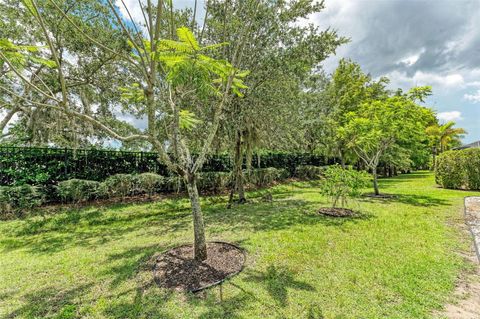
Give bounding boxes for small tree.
[340,90,431,195]
[319,165,369,208]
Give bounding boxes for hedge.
[435,148,480,190]
[0,146,332,187]
[0,185,45,219]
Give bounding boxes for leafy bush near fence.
[197,172,231,193]
[57,179,105,203]
[0,146,332,186]
[435,149,480,190]
[0,166,329,217]
[0,185,45,219]
[246,168,289,187]
[136,173,164,196]
[103,174,137,198]
[295,165,328,180]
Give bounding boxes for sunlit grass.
[0,172,478,318]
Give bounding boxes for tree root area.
[153,242,245,292]
[318,207,356,217]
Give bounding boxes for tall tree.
[205,0,346,204]
[1,0,252,261]
[321,59,389,167]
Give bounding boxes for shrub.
[295,165,327,180]
[0,185,45,219]
[197,172,231,193]
[436,149,480,190]
[463,149,480,190]
[102,174,136,198]
[135,173,164,196]
[320,165,370,208]
[57,179,104,203]
[162,176,185,193]
[246,167,289,187]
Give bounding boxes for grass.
[0,171,479,319]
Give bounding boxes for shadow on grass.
[243,265,315,307]
[0,202,191,254]
[5,284,93,319]
[101,243,165,288]
[359,193,450,207]
[205,199,374,235]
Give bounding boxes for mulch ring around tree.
[318,207,357,217]
[153,242,246,292]
[364,193,396,199]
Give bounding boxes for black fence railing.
[0,146,333,186]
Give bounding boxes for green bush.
[197,172,231,193]
[464,149,480,190]
[295,165,327,180]
[135,173,164,196]
[57,179,104,203]
[162,176,185,193]
[102,174,136,198]
[320,165,370,208]
[246,167,289,187]
[436,149,480,190]
[0,185,45,219]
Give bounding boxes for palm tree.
[426,121,466,168]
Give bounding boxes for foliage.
[135,173,164,197]
[426,121,466,153]
[102,174,136,199]
[319,165,370,208]
[295,165,327,180]
[340,92,432,194]
[435,149,480,190]
[0,146,329,188]
[246,167,289,187]
[197,172,231,193]
[0,184,44,219]
[57,179,105,203]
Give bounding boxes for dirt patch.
[153,242,245,292]
[318,207,356,217]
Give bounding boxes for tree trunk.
[339,150,346,169]
[185,174,208,261]
[432,146,437,171]
[372,167,380,195]
[233,130,246,204]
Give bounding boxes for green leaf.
[179,110,202,130]
[176,27,199,51]
[29,56,56,68]
[22,0,38,17]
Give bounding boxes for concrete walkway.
[441,197,480,319]
[465,197,480,263]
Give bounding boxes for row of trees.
[0,0,466,259]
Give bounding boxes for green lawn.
[0,172,479,319]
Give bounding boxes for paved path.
[441,197,480,319]
[465,197,480,263]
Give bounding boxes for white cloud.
[385,70,464,91]
[437,111,463,122]
[464,90,480,103]
[115,0,145,24]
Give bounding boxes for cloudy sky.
[310,0,480,143]
[119,0,480,143]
